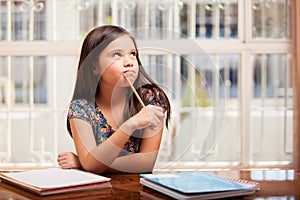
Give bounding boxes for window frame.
[293,0,300,171]
[0,0,297,170]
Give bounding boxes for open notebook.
[0,168,111,196]
[140,171,260,200]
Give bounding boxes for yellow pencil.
[124,73,145,108]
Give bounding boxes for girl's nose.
[124,56,133,67]
[125,62,133,67]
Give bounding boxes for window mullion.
[241,51,251,168]
[244,0,251,42]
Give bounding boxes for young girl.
[57,25,171,174]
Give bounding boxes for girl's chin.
[123,74,137,83]
[116,79,135,88]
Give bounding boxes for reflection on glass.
[251,170,295,181]
[254,196,295,200]
[252,0,290,39]
[251,170,264,181]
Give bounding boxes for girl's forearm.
[78,120,136,174]
[109,151,158,173]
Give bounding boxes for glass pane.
[34,57,47,104]
[0,0,7,40]
[155,53,241,168]
[0,56,8,107]
[56,111,76,153]
[12,56,30,105]
[252,0,291,39]
[10,112,30,162]
[250,54,293,165]
[11,0,46,41]
[8,112,53,163]
[79,1,101,36]
[31,112,54,163]
[54,56,78,109]
[219,54,240,100]
[115,0,138,29]
[180,0,238,38]
[180,54,215,107]
[0,55,78,165]
[252,54,293,106]
[250,109,293,165]
[50,0,79,41]
[11,56,46,106]
[0,113,9,162]
[34,1,46,40]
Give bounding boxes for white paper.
[0,168,110,189]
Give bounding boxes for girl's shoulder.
[70,99,93,107]
[68,99,96,118]
[67,99,99,133]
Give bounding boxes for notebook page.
[1,168,110,189]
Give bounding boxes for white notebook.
[0,168,111,195]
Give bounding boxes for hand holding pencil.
[122,73,164,130]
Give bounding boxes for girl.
[57,25,171,174]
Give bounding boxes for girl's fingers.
[58,152,67,157]
[152,106,165,116]
[61,163,70,169]
[57,153,67,162]
[57,155,66,162]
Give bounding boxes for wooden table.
[0,170,299,199]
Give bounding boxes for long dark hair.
[67,25,171,134]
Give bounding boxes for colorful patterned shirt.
[67,85,166,156]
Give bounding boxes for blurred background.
[0,0,294,170]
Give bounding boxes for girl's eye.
[113,52,121,57]
[130,51,137,57]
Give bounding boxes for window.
[0,0,294,169]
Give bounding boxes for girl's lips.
[123,70,135,76]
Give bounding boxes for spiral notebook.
[140,171,260,200]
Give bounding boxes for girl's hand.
[130,105,165,130]
[57,152,82,169]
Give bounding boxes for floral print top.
[67,85,166,156]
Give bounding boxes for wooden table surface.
[0,170,299,199]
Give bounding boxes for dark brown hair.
[67,25,171,134]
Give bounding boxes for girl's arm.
[70,118,132,174]
[108,122,164,173]
[71,105,164,174]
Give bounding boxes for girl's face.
[97,35,139,88]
